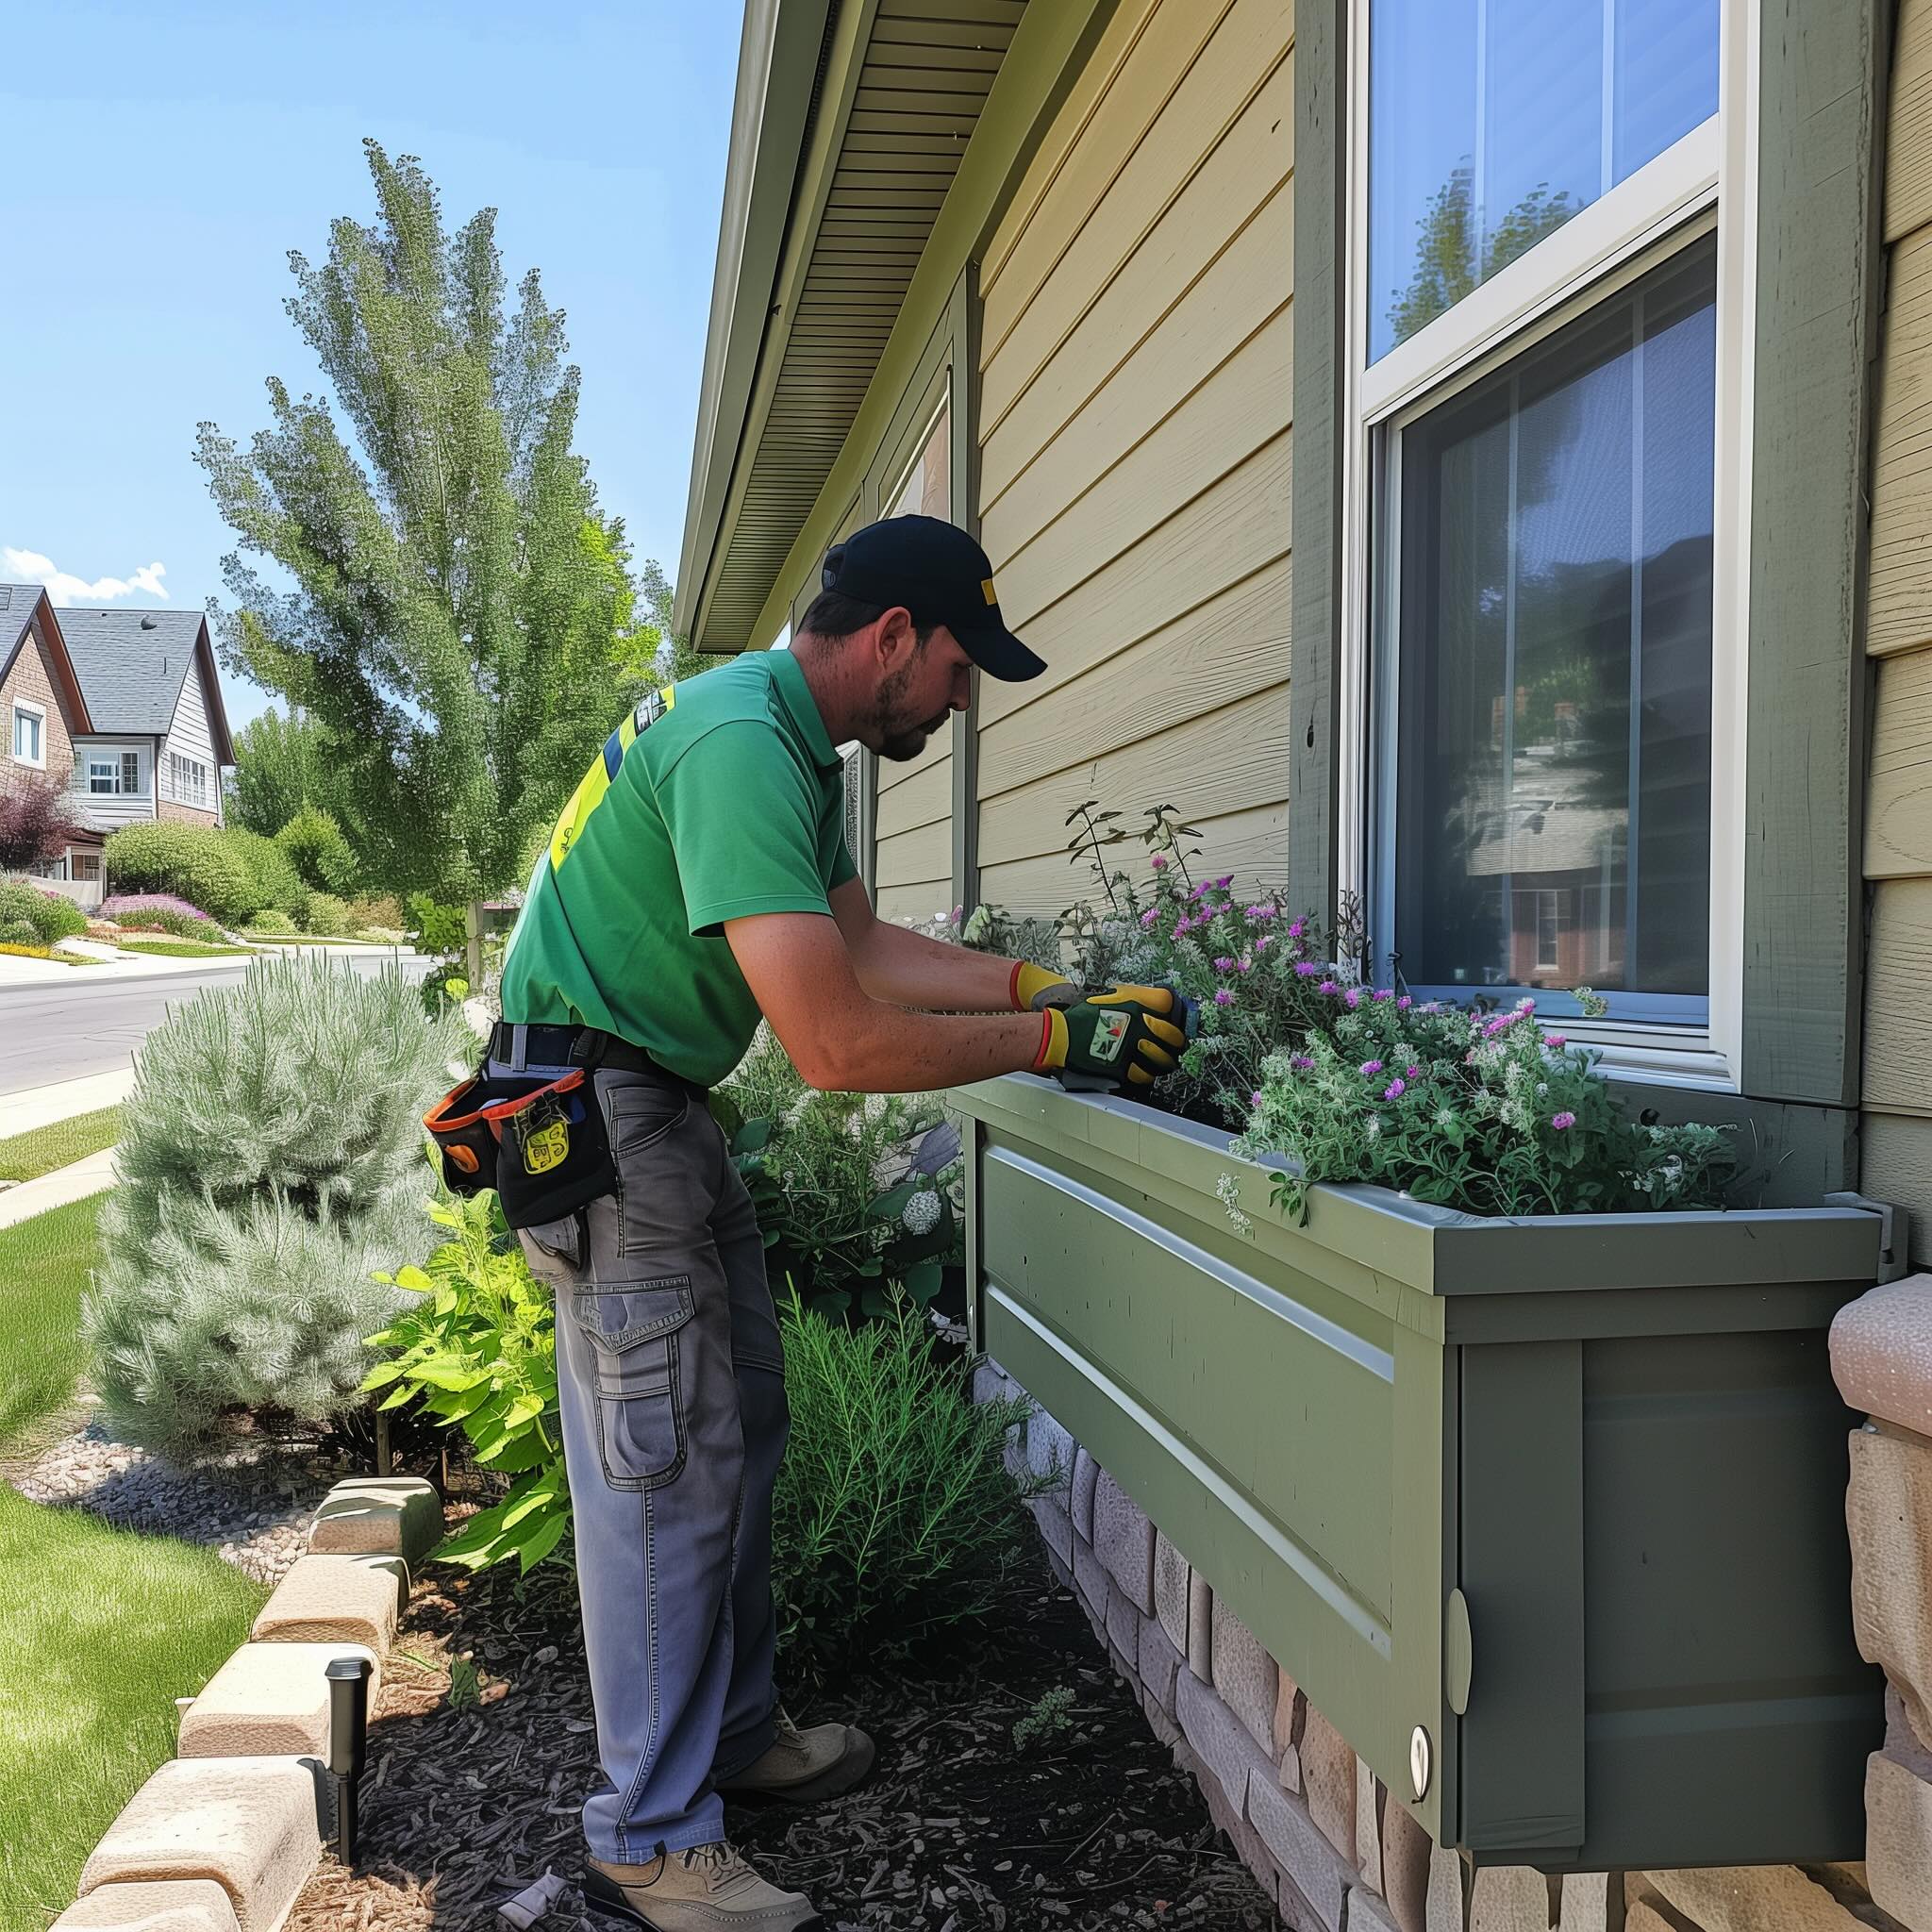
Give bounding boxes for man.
[496,515,1185,1932]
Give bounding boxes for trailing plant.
[363,1186,566,1574]
[1232,990,1735,1223]
[772,1287,1036,1678]
[103,823,261,924]
[0,881,88,945]
[87,958,469,1453]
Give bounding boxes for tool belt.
[425,1024,691,1229]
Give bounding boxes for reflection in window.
[1390,239,1716,1016]
[1369,0,1718,360]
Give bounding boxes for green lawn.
[0,1108,121,1184]
[114,939,254,958]
[0,1197,102,1445]
[0,1485,266,1925]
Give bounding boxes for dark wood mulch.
[285,1541,1281,1932]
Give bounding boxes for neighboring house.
[1,587,235,886]
[679,2,1932,1927]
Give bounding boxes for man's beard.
[873,662,950,762]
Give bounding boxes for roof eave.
[674,0,837,643]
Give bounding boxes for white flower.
[902,1191,942,1236]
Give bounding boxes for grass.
[0,1108,121,1184]
[0,1196,103,1447]
[0,1485,267,1924]
[113,939,254,958]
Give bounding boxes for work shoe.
[583,1843,819,1931]
[716,1707,876,1804]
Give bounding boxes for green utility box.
[954,1074,1888,1871]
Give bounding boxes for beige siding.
[1863,0,1932,1256]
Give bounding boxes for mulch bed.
[285,1542,1281,1932]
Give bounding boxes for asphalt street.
[0,951,433,1097]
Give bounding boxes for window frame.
[1334,0,1758,1091]
[10,699,46,769]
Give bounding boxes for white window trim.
[1337,0,1758,1092]
[10,698,46,770]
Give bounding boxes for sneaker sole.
[717,1730,877,1807]
[580,1866,823,1932]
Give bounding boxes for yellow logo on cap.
[981,577,998,607]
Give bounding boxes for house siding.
[2,615,77,791]
[1862,0,1932,1262]
[158,650,222,822]
[970,0,1293,914]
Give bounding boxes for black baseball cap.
[820,514,1046,682]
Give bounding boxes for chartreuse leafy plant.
[363,1188,566,1574]
[1232,989,1734,1224]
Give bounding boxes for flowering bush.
[1232,991,1734,1223]
[100,893,226,942]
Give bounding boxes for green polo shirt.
[500,649,856,1088]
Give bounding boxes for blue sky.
[0,1,741,728]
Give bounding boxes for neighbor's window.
[1368,0,1719,361]
[1388,239,1715,1014]
[11,704,43,766]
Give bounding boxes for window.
[10,703,44,768]
[1347,0,1745,1081]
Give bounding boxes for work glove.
[1033,984,1191,1091]
[1010,960,1079,1010]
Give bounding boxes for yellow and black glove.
[1010,960,1079,1010]
[1032,984,1191,1091]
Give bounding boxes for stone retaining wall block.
[1469,1866,1551,1932]
[1246,1769,1351,1931]
[1380,1799,1431,1932]
[52,1882,241,1932]
[1187,1568,1213,1682]
[1301,1704,1357,1867]
[78,1757,322,1932]
[1648,1864,1874,1932]
[1868,1748,1932,1930]
[1092,1468,1156,1613]
[249,1554,407,1653]
[308,1475,442,1565]
[1071,1447,1099,1542]
[176,1641,380,1760]
[1847,1424,1932,1751]
[1154,1531,1191,1656]
[1209,1596,1279,1757]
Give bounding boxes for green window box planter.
[954,1074,1887,1871]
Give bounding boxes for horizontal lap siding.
[972,0,1294,920]
[1862,0,1932,1257]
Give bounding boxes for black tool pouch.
[424,1063,617,1228]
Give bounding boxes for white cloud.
[2,548,170,606]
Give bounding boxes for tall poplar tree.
[197,141,637,899]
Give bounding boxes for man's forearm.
[847,916,1040,1012]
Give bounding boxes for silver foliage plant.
[88,958,470,1454]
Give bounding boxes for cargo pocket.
[570,1277,693,1491]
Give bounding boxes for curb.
[49,1476,443,1932]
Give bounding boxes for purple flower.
[1319,978,1341,994]
[1213,989,1234,1006]
[1150,854,1168,872]
[1294,960,1320,977]
[1544,1032,1566,1049]
[1214,956,1237,973]
[1551,1110,1576,1131]
[1141,908,1160,928]
[1360,1060,1386,1077]
[1383,1078,1407,1101]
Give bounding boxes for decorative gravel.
[8,1404,339,1587]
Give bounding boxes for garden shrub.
[99,894,226,943]
[87,958,470,1453]
[224,826,309,920]
[300,891,354,936]
[0,881,88,944]
[275,806,358,894]
[103,823,260,924]
[0,920,41,948]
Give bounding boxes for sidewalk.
[0,1147,116,1229]
[0,1069,136,1139]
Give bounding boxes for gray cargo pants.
[505,1058,788,1863]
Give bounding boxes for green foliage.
[363,1187,567,1574]
[299,891,354,937]
[406,894,469,960]
[0,882,87,944]
[102,823,260,924]
[275,806,358,895]
[1233,992,1735,1223]
[224,825,308,918]
[719,1024,964,1323]
[1011,1686,1077,1755]
[0,919,40,948]
[773,1291,1034,1678]
[196,140,641,902]
[87,958,469,1453]
[227,706,346,840]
